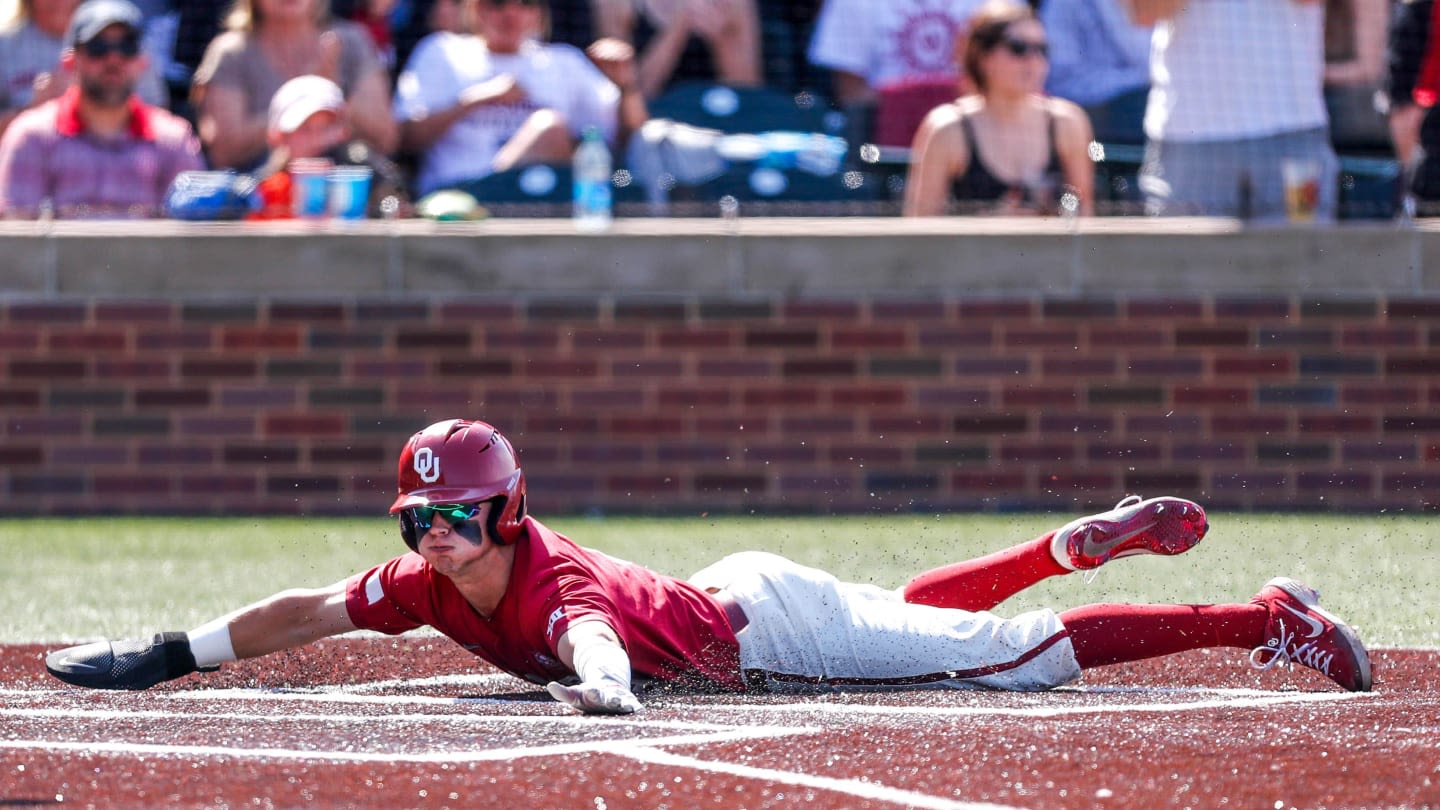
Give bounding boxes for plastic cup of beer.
[1281,158,1321,224]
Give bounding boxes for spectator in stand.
[1129,0,1337,220]
[1,0,167,139]
[393,0,647,197]
[1323,0,1391,150]
[389,0,457,77]
[590,0,761,98]
[1388,0,1440,202]
[0,0,202,218]
[420,0,473,33]
[191,0,398,171]
[540,0,598,48]
[1038,0,1150,145]
[333,0,401,68]
[250,73,409,218]
[168,0,227,106]
[807,0,989,148]
[903,2,1093,217]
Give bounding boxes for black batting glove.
[45,632,217,690]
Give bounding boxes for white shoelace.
[1112,494,1143,510]
[1249,617,1336,678]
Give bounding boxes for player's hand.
[45,632,215,690]
[546,679,643,714]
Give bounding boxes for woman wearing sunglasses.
[903,1,1094,216]
[48,418,1372,712]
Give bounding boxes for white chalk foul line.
[3,686,1009,809]
[0,687,64,698]
[166,687,521,708]
[0,706,740,734]
[0,716,1010,810]
[323,672,517,693]
[0,726,814,765]
[3,679,1374,810]
[617,746,1021,810]
[666,689,1371,719]
[0,673,514,700]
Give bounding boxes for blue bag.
[163,171,260,220]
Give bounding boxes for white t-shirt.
[806,0,988,90]
[1144,0,1327,142]
[394,33,620,195]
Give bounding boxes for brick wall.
[3,293,1437,516]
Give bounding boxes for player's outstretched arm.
[222,579,357,659]
[546,620,643,715]
[45,579,357,690]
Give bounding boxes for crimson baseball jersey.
[344,516,744,690]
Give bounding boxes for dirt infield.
[2,638,1436,809]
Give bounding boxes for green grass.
[3,513,1435,647]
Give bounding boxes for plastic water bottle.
[573,127,612,232]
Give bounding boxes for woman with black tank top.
[903,2,1095,217]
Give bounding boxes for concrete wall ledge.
[1,217,1435,298]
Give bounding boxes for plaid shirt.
[0,87,204,218]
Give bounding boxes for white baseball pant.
[689,551,1080,692]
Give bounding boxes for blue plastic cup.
[289,158,332,218]
[327,166,373,220]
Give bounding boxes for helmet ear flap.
[485,490,526,545]
[399,510,420,551]
[486,496,512,545]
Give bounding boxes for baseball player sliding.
[46,419,1371,711]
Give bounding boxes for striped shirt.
[0,86,204,218]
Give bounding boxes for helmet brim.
[388,472,522,514]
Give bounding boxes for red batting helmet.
[391,419,527,547]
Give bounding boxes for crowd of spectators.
[0,0,1423,221]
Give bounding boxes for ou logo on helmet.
[414,447,441,483]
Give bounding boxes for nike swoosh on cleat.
[52,657,105,673]
[1083,522,1155,556]
[1277,601,1325,639]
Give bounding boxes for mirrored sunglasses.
[407,503,482,532]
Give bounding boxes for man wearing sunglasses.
[48,417,1371,712]
[0,0,203,219]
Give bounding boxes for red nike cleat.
[1050,495,1209,571]
[1249,577,1372,692]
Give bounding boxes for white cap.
[268,75,345,134]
